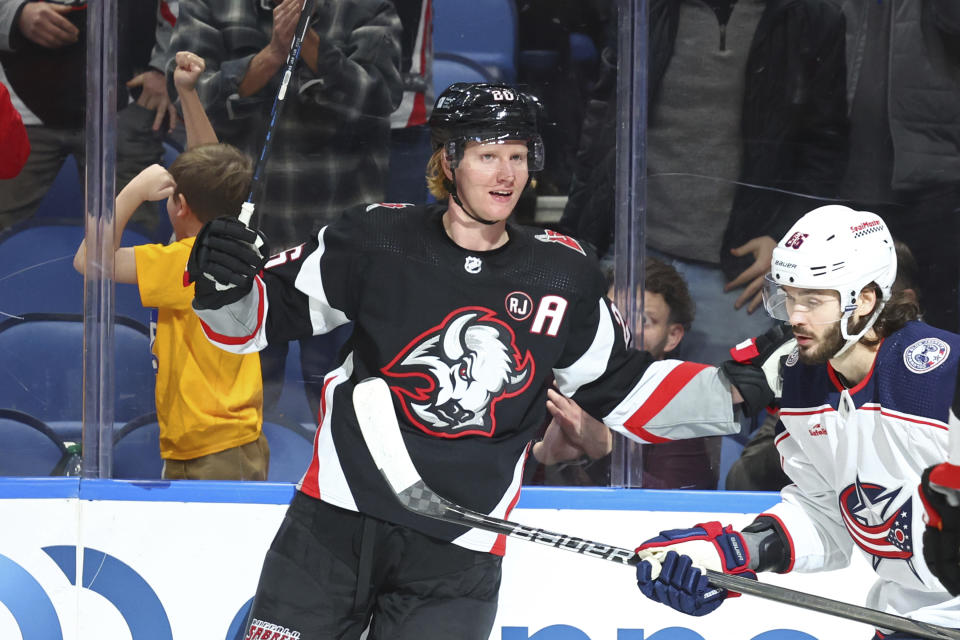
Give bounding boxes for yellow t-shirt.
[135,237,262,460]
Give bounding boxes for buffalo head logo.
[382,307,535,437]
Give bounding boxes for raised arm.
[73,164,176,283]
[173,50,218,148]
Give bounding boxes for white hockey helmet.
[763,205,897,352]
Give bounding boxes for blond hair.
[426,148,454,201]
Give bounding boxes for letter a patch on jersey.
[534,230,585,255]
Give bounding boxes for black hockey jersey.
[196,204,739,551]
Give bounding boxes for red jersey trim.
[299,375,336,498]
[489,483,524,556]
[779,406,835,417]
[198,276,265,346]
[623,362,711,444]
[826,340,881,393]
[857,404,950,431]
[756,512,796,573]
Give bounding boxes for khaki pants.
[162,433,270,481]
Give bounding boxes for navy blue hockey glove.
[722,322,796,416]
[187,216,269,310]
[634,521,756,616]
[919,463,960,596]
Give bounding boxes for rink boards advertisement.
[0,479,880,640]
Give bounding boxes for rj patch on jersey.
[903,337,950,374]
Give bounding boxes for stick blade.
[352,377,423,494]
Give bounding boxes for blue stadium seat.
[112,415,317,482]
[433,0,517,82]
[569,32,599,66]
[0,409,70,477]
[0,219,153,323]
[33,155,83,221]
[433,53,495,100]
[262,419,315,483]
[112,412,162,480]
[0,314,156,428]
[162,141,181,168]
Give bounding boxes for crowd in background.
[0,0,959,489]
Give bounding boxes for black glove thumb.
[187,217,269,310]
[720,360,774,418]
[729,322,796,403]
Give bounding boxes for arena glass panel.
[0,0,103,478]
[83,0,960,490]
[607,0,960,493]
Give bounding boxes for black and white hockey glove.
[187,217,269,310]
[919,463,960,596]
[722,322,796,417]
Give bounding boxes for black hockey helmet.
[428,82,545,171]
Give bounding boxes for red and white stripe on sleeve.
[195,276,270,353]
[603,359,740,444]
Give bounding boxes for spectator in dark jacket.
[839,0,960,332]
[560,0,849,369]
[167,0,402,250]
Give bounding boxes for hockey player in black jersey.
[185,82,769,639]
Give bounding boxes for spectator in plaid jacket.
[168,0,403,251]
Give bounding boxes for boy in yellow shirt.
[74,52,267,480]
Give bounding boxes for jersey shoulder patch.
[902,337,951,374]
[887,322,960,376]
[533,229,586,255]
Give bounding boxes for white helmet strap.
[834,300,885,358]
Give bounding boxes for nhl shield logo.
[903,337,950,374]
[464,256,482,274]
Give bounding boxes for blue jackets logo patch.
[903,338,950,374]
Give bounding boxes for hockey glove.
[723,322,796,416]
[187,216,269,310]
[919,463,960,596]
[634,521,756,616]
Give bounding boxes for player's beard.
[795,320,845,365]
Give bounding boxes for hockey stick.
[238,0,317,229]
[351,378,960,640]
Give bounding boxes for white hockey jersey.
[766,321,960,627]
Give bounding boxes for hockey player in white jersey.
[633,205,960,637]
[182,82,772,640]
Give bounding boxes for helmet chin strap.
[833,303,885,358]
[450,170,498,226]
